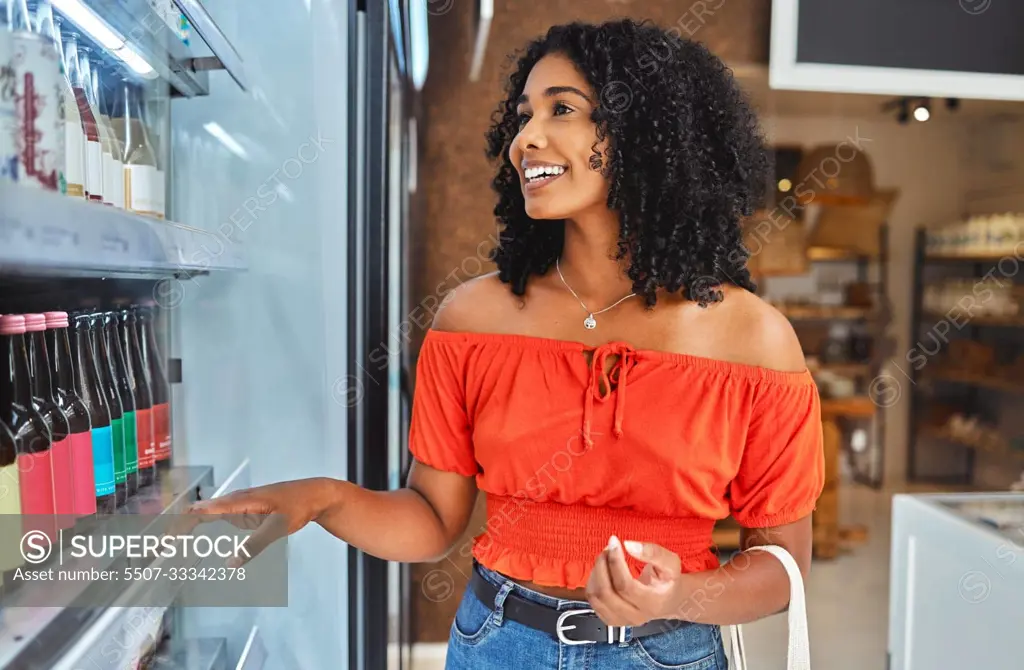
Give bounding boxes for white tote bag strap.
[727,544,811,670]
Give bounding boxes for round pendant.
[583,314,597,330]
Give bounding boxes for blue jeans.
[446,561,728,669]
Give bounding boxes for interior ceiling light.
[913,99,931,122]
[53,0,156,77]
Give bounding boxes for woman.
[191,18,824,669]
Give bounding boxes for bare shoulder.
[431,271,518,333]
[717,286,807,373]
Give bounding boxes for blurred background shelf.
[919,426,1024,463]
[0,186,246,278]
[921,312,1024,328]
[926,369,1024,395]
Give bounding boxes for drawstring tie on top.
[582,342,636,449]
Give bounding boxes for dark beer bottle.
[46,311,97,518]
[71,312,115,513]
[92,311,127,505]
[121,307,155,488]
[0,315,56,542]
[139,304,171,473]
[106,312,138,497]
[25,314,75,533]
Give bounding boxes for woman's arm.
[665,518,812,624]
[184,460,478,565]
[315,461,479,563]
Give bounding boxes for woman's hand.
[585,536,690,626]
[177,478,332,566]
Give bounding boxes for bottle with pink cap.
[24,313,76,534]
[45,311,98,519]
[1,400,24,590]
[0,314,57,548]
[70,310,116,513]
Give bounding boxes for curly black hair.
[485,18,769,307]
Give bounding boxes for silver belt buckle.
[556,609,596,645]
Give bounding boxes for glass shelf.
[0,185,246,277]
[53,0,247,98]
[0,466,214,670]
[151,637,229,670]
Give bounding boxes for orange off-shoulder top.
[409,329,825,589]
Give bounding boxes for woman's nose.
[516,119,547,151]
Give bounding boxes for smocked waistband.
[478,496,717,565]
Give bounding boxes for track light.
[913,101,931,122]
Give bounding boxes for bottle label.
[111,417,125,484]
[103,149,118,206]
[85,139,103,201]
[10,35,63,191]
[114,158,125,209]
[125,164,160,217]
[91,425,115,497]
[154,168,166,219]
[18,449,57,543]
[64,120,86,197]
[50,436,77,521]
[137,407,155,468]
[0,463,23,572]
[123,410,138,474]
[153,403,171,461]
[71,431,98,515]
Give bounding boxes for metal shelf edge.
[0,186,247,277]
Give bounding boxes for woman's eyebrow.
[517,85,593,106]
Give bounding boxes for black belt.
[470,566,684,645]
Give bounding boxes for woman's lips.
[524,169,567,193]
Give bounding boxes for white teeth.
[525,165,565,180]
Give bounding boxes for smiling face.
[510,53,610,220]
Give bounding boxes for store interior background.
[406,1,1024,669]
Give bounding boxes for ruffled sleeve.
[408,335,479,477]
[729,374,825,527]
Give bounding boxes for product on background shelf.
[72,311,115,513]
[923,278,1021,318]
[91,56,124,208]
[2,0,63,190]
[115,80,162,218]
[139,304,171,471]
[49,12,84,197]
[0,0,21,183]
[106,310,138,497]
[1,314,57,544]
[92,310,127,505]
[926,213,1024,256]
[46,311,96,518]
[25,313,75,531]
[0,419,23,591]
[121,305,155,488]
[68,37,102,202]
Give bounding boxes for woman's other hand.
[585,536,691,626]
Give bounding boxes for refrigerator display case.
[0,0,416,668]
[888,492,1024,670]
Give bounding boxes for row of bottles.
[0,0,165,217]
[0,304,173,587]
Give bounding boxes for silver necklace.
[556,257,637,330]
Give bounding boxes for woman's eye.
[553,103,573,116]
[516,112,531,128]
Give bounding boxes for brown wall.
[408,0,772,643]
